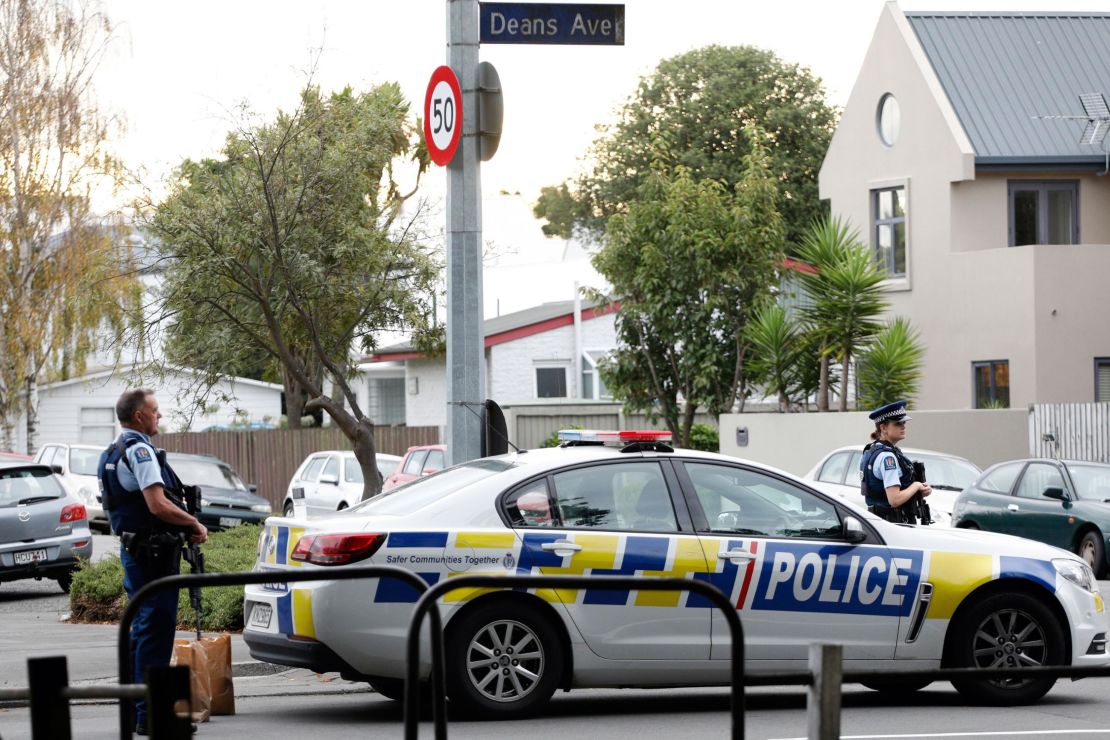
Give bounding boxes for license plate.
[248,603,273,629]
[219,516,242,528]
[14,549,47,565]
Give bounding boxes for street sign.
[480,3,624,45]
[423,65,463,166]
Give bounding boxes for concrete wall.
[719,409,1029,478]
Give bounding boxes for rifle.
[179,483,206,639]
[910,461,934,526]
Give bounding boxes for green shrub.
[68,524,262,631]
[540,425,583,448]
[687,423,719,452]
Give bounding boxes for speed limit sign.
[424,66,462,167]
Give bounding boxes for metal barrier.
[403,574,744,740]
[116,565,430,740]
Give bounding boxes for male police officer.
[860,400,932,523]
[98,389,207,735]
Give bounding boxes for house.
[360,299,619,428]
[819,4,1110,410]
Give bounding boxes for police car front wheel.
[949,592,1065,705]
[446,601,564,718]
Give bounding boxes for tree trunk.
[817,355,830,411]
[283,370,304,429]
[680,402,697,448]
[24,362,37,455]
[1,421,13,452]
[839,352,851,413]
[351,417,381,501]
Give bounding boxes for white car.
[33,443,109,532]
[805,446,982,527]
[282,451,403,518]
[244,430,1108,717]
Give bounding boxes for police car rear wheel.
[446,603,563,718]
[950,592,1064,705]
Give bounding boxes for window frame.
[1007,180,1079,247]
[871,185,908,279]
[1013,461,1070,501]
[580,349,614,401]
[300,456,328,482]
[534,365,569,399]
[1096,357,1110,403]
[972,359,1011,409]
[79,407,116,447]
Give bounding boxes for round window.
[877,93,900,147]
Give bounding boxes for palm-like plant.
[857,317,925,409]
[797,217,887,411]
[745,303,803,411]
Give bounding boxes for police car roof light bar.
[556,429,673,447]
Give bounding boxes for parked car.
[952,459,1110,577]
[33,443,110,532]
[382,444,446,491]
[167,452,271,531]
[805,446,982,527]
[283,451,403,518]
[0,463,92,592]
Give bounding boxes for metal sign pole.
[446,0,485,466]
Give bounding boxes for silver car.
[0,464,93,592]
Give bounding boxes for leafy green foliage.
[857,318,925,409]
[534,46,836,249]
[745,304,806,411]
[591,130,784,445]
[686,423,720,453]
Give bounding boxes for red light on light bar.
[618,431,673,443]
[291,533,385,566]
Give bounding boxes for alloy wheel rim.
[971,608,1047,687]
[465,619,544,703]
[1081,540,1097,569]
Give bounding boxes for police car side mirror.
[1042,486,1067,501]
[842,516,867,544]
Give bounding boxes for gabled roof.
[369,299,619,362]
[906,12,1110,167]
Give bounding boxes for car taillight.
[290,533,385,566]
[60,504,86,523]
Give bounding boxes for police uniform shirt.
[116,430,164,493]
[870,449,903,491]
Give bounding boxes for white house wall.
[404,359,450,429]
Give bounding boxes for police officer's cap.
[868,400,912,423]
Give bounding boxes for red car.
[382,444,446,491]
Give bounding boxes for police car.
[243,430,1110,717]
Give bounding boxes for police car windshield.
[1067,464,1110,501]
[0,468,65,507]
[170,458,247,492]
[350,459,515,516]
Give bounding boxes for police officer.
[98,389,207,735]
[860,400,932,523]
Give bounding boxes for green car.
[952,459,1110,577]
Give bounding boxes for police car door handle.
[1007,504,1020,512]
[718,549,754,562]
[541,541,582,554]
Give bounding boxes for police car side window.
[817,453,850,483]
[686,463,841,538]
[504,479,558,528]
[550,462,678,532]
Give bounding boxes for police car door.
[505,459,712,660]
[677,461,915,665]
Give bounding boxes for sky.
[93,0,1109,317]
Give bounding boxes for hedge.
[69,523,261,631]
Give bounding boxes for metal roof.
[906,12,1110,166]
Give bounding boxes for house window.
[1096,358,1110,402]
[535,367,568,399]
[581,350,613,400]
[876,93,900,147]
[1008,181,1077,246]
[80,408,116,446]
[973,360,1010,409]
[367,377,405,425]
[872,187,906,277]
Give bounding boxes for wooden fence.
[1028,403,1110,463]
[157,426,441,509]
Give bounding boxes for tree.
[591,131,784,446]
[796,217,885,411]
[856,317,925,409]
[0,0,137,452]
[744,304,804,412]
[534,45,836,249]
[144,84,440,498]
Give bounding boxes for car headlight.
[250,503,272,513]
[1054,558,1097,592]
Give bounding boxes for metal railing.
[402,574,744,740]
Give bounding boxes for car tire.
[1077,530,1106,579]
[368,676,404,702]
[337,502,348,511]
[283,501,294,518]
[859,677,932,694]
[55,569,75,593]
[445,601,564,718]
[949,592,1064,705]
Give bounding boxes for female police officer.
[98,389,207,735]
[861,400,932,523]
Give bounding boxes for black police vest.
[860,441,915,507]
[97,433,181,536]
